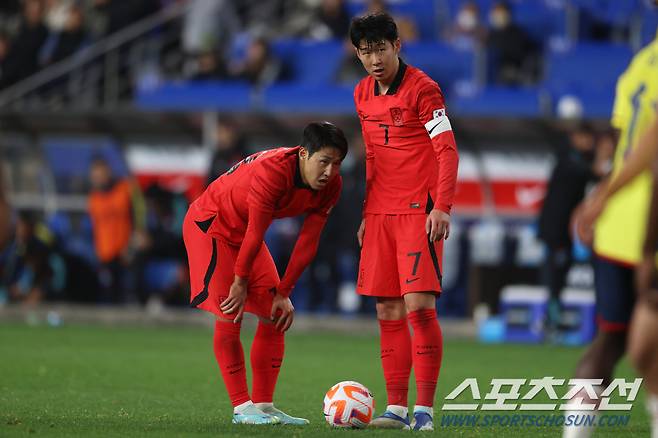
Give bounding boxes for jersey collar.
[294,155,312,190]
[374,58,407,96]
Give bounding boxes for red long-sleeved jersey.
[354,60,459,215]
[191,146,341,297]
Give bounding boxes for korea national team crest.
[390,107,403,126]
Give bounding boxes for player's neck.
[375,58,400,95]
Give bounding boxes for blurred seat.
[262,84,354,113]
[402,41,475,90]
[573,0,641,28]
[42,137,127,193]
[640,9,658,46]
[347,0,438,40]
[450,85,544,117]
[272,39,344,84]
[144,259,181,292]
[136,80,252,111]
[542,41,632,117]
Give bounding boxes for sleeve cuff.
[234,268,249,279]
[436,203,452,214]
[277,285,293,298]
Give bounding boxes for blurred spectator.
[0,0,48,89]
[335,39,365,85]
[0,33,10,89]
[45,4,87,65]
[207,120,248,184]
[188,50,228,81]
[87,156,145,303]
[7,211,64,305]
[236,0,309,39]
[182,0,239,57]
[0,164,10,251]
[92,0,160,37]
[486,1,539,86]
[593,128,616,177]
[0,0,21,35]
[444,1,487,49]
[537,122,608,332]
[132,184,187,306]
[229,37,286,87]
[309,0,350,40]
[44,0,74,32]
[366,0,418,42]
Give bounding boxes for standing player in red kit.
[183,122,347,425]
[350,13,459,431]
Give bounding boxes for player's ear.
[299,147,307,160]
[393,38,401,52]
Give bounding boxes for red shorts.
[182,207,279,319]
[356,214,443,297]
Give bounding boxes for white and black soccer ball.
[323,380,374,428]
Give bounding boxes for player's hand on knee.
[357,219,365,247]
[426,209,450,242]
[271,294,295,332]
[221,276,248,323]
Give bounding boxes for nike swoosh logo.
[427,122,440,135]
[406,278,420,284]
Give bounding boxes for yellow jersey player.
[567,27,658,438]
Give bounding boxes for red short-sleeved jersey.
[192,146,341,245]
[354,60,459,215]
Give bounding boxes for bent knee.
[376,298,405,320]
[404,292,436,314]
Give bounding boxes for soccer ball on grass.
[323,381,374,428]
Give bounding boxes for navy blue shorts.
[593,256,635,332]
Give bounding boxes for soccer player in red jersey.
[183,122,347,425]
[349,13,459,431]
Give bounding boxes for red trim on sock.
[214,320,250,407]
[378,318,412,407]
[408,309,443,408]
[250,322,285,403]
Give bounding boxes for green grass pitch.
[0,322,649,437]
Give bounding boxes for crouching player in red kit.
[350,13,459,431]
[183,122,347,425]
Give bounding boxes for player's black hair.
[349,13,399,48]
[301,121,348,159]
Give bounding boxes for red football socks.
[378,318,413,407]
[213,320,250,407]
[250,321,285,403]
[408,309,443,407]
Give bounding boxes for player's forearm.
[278,215,326,297]
[605,117,658,199]
[432,133,459,213]
[643,163,658,255]
[234,207,273,279]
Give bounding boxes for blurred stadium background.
[0,0,655,436]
